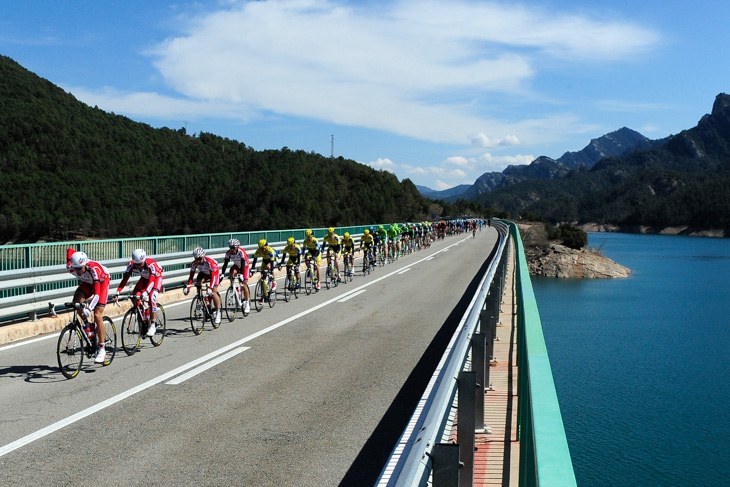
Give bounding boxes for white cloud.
[368,158,397,173]
[445,156,469,167]
[92,0,658,147]
[468,132,522,148]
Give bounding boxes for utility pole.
[331,134,334,159]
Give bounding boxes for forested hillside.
[0,55,431,243]
[476,93,730,230]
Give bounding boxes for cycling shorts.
[77,281,109,307]
[327,245,341,256]
[286,255,301,267]
[342,246,354,255]
[196,270,220,288]
[231,263,250,281]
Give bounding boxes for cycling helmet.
[364,229,370,235]
[328,227,334,233]
[287,237,295,245]
[305,229,312,237]
[192,247,205,259]
[258,239,267,248]
[379,225,384,230]
[69,251,88,270]
[228,238,239,249]
[344,232,350,238]
[131,248,146,264]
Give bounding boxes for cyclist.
[183,247,222,325]
[278,237,303,288]
[251,239,279,293]
[112,249,164,337]
[302,229,322,290]
[376,225,389,263]
[220,239,251,315]
[68,251,110,363]
[371,226,382,265]
[360,229,375,267]
[341,232,356,275]
[387,223,400,258]
[322,227,342,282]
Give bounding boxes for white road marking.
[338,290,366,302]
[166,347,249,385]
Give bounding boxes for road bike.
[189,285,221,335]
[56,302,116,379]
[342,250,354,283]
[361,247,373,276]
[303,253,319,295]
[282,264,300,302]
[378,246,387,267]
[254,268,277,311]
[324,248,339,289]
[224,274,250,321]
[119,294,166,356]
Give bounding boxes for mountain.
[557,127,663,168]
[475,93,730,231]
[0,55,430,242]
[416,184,471,199]
[458,127,663,201]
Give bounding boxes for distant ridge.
[474,93,730,231]
[457,127,664,200]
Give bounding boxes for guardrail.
[375,220,509,486]
[375,221,577,487]
[0,225,372,323]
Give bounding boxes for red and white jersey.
[124,258,163,279]
[73,261,110,285]
[224,247,249,268]
[191,256,219,275]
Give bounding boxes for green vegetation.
[0,55,452,243]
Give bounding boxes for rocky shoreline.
[579,223,727,238]
[525,243,631,279]
[518,223,631,279]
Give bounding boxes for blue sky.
[2,0,728,190]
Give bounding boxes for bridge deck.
[474,242,519,486]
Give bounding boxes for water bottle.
[143,308,150,322]
[84,323,95,338]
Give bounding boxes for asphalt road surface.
[0,227,499,487]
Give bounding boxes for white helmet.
[228,238,239,249]
[70,251,88,270]
[131,249,146,264]
[192,247,205,259]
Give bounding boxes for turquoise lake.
[531,232,730,487]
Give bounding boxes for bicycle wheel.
[304,269,312,295]
[254,281,264,312]
[210,292,222,329]
[284,274,292,302]
[101,317,116,366]
[190,296,205,335]
[325,264,332,289]
[121,308,141,356]
[57,324,84,379]
[149,304,166,347]
[268,277,276,308]
[225,287,238,321]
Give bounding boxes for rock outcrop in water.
[518,222,631,278]
[525,244,631,279]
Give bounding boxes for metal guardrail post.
[457,371,476,487]
[431,443,460,487]
[471,332,487,432]
[480,310,495,390]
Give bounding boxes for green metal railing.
[0,225,376,299]
[511,222,577,487]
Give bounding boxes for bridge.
[0,223,576,486]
